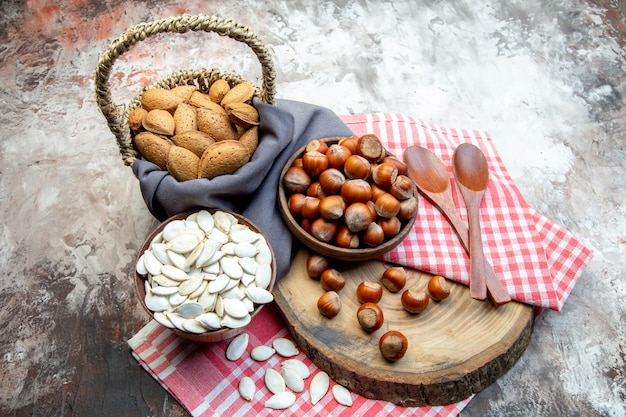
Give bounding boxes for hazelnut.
[336,225,360,248]
[370,184,386,202]
[305,139,329,154]
[318,195,346,220]
[356,134,385,163]
[283,166,311,194]
[310,217,338,242]
[343,155,371,180]
[288,193,306,218]
[397,196,419,221]
[307,181,327,199]
[301,196,320,219]
[374,192,401,219]
[326,144,352,169]
[338,136,359,154]
[371,162,398,189]
[317,291,341,318]
[361,222,384,247]
[320,269,346,292]
[300,218,312,233]
[382,155,408,175]
[356,281,383,304]
[401,288,429,313]
[302,150,329,177]
[389,175,416,201]
[306,254,329,280]
[319,168,345,195]
[379,330,408,362]
[428,275,451,301]
[341,179,372,204]
[379,216,401,237]
[357,303,384,333]
[344,202,374,233]
[381,266,406,293]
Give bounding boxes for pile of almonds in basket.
[283,135,419,248]
[128,80,260,181]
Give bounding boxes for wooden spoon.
[452,143,490,301]
[403,146,510,305]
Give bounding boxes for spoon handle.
[464,197,488,300]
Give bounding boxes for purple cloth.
[132,99,353,279]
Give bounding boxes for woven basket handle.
[94,14,276,164]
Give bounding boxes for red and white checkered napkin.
[340,113,592,310]
[128,304,472,417]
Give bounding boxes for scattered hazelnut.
[317,291,341,318]
[401,288,429,313]
[357,303,384,333]
[356,281,383,304]
[381,266,406,293]
[379,330,408,362]
[306,254,329,280]
[428,275,451,301]
[320,269,346,292]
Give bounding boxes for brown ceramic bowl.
[135,209,276,342]
[278,137,418,261]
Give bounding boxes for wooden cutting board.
[273,247,535,407]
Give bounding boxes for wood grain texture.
[273,248,534,406]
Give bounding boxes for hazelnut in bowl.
[278,135,419,261]
[134,208,276,342]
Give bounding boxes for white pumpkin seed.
[208,274,230,293]
[225,333,249,361]
[230,229,260,244]
[166,249,188,271]
[188,280,208,300]
[264,391,296,410]
[150,231,163,245]
[208,228,229,244]
[310,371,330,405]
[151,243,171,265]
[273,338,299,357]
[222,298,249,319]
[221,313,251,329]
[203,260,221,275]
[215,295,224,317]
[238,376,255,401]
[281,359,310,379]
[198,287,217,311]
[241,272,256,287]
[178,275,203,296]
[256,241,273,264]
[332,384,353,406]
[213,210,236,234]
[238,257,257,275]
[182,318,208,334]
[220,257,243,279]
[153,311,175,328]
[243,297,254,312]
[152,274,179,287]
[144,293,169,312]
[195,241,217,268]
[235,242,258,258]
[255,263,272,290]
[165,312,187,331]
[220,284,244,300]
[135,253,148,276]
[221,242,237,255]
[250,345,275,362]
[166,230,203,253]
[162,220,186,241]
[196,210,215,234]
[264,368,285,394]
[143,250,163,276]
[151,285,179,296]
[195,312,221,330]
[282,366,305,393]
[245,286,274,304]
[177,301,204,318]
[184,242,205,269]
[161,264,189,282]
[185,211,198,223]
[221,278,240,294]
[169,292,188,306]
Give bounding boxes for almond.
[173,103,197,134]
[198,140,250,179]
[172,130,216,158]
[134,132,173,170]
[141,89,180,113]
[128,107,147,132]
[224,102,260,128]
[170,85,198,102]
[167,145,200,181]
[209,79,231,103]
[238,126,258,156]
[143,109,176,136]
[220,81,255,106]
[189,91,221,110]
[196,107,238,142]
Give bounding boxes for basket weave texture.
[94,14,276,166]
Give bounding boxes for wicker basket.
[94,14,276,166]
